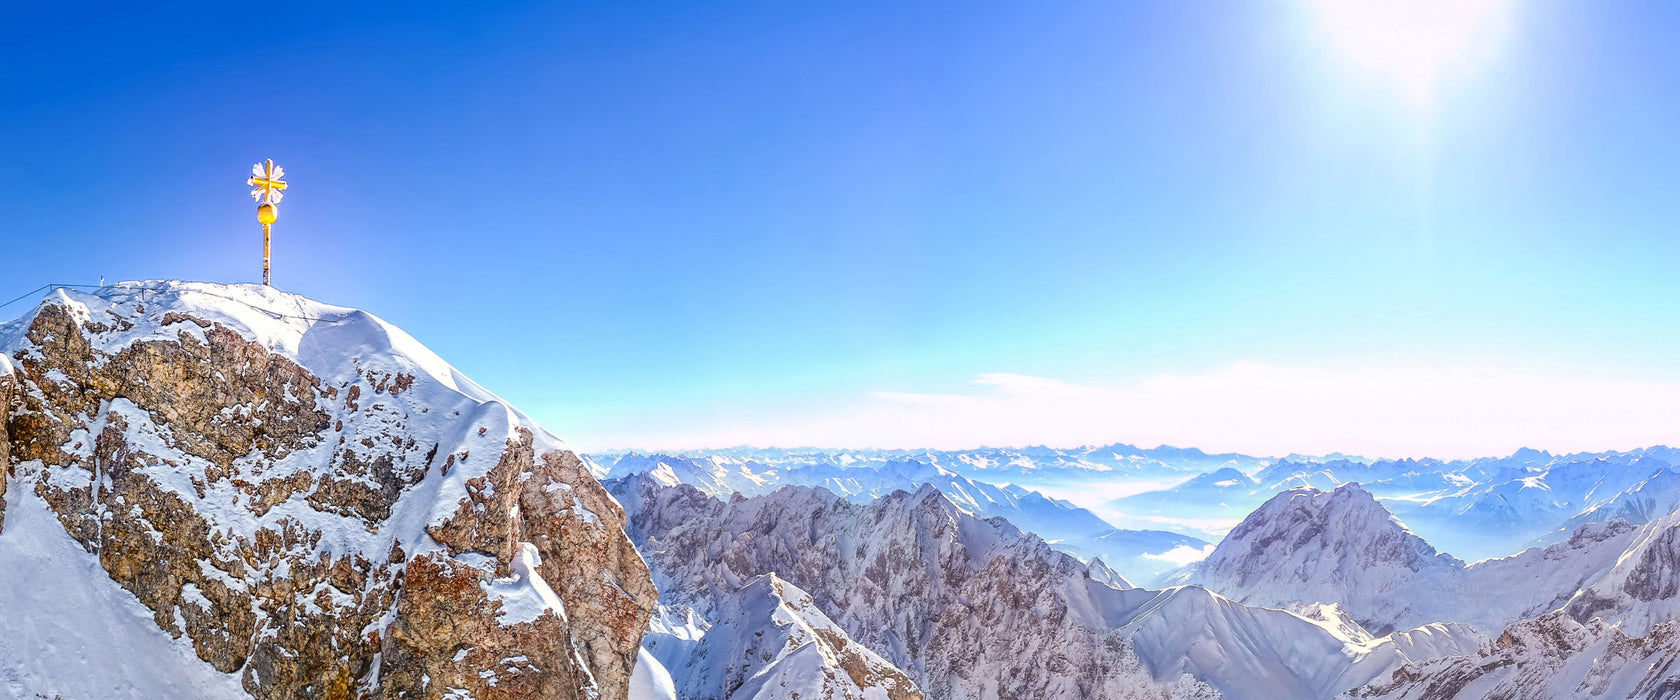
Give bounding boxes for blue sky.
[4,1,1679,455]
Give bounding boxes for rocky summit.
[0,282,657,699]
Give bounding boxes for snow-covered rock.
[661,573,923,700]
[0,282,657,698]
[605,453,779,500]
[1557,510,1680,638]
[1087,556,1137,590]
[1346,611,1680,700]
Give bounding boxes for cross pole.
[247,159,288,286]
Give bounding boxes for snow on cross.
[246,159,288,286]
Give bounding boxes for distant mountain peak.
[1179,484,1461,633]
[1218,484,1455,571]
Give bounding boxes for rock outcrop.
[0,282,656,699]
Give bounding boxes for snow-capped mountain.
[608,474,1205,699]
[637,573,923,700]
[610,474,1490,700]
[1137,448,1678,561]
[1173,484,1465,634]
[613,445,1680,566]
[602,453,1117,541]
[603,452,780,500]
[604,452,1203,583]
[0,282,656,698]
[1379,456,1669,559]
[1541,468,1680,544]
[1177,483,1680,642]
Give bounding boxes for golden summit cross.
[247,159,288,286]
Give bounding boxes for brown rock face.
[421,435,656,694]
[0,359,13,533]
[0,285,655,699]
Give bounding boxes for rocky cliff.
[0,282,656,699]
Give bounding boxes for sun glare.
[1307,0,1514,108]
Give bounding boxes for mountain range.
[5,281,1680,699]
[596,451,1210,584]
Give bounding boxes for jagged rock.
[0,282,656,699]
[611,475,1218,699]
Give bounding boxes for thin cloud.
[582,362,1680,459]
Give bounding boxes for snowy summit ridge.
[0,281,656,699]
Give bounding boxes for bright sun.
[1307,0,1514,108]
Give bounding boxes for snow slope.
[1114,585,1485,700]
[0,483,247,698]
[627,649,678,700]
